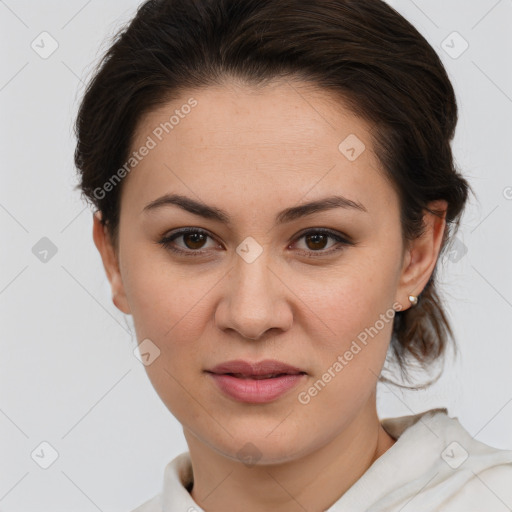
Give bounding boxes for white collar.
[148,408,512,511]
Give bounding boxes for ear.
[395,200,448,311]
[92,211,131,315]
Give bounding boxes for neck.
[183,402,396,512]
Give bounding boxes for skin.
[93,79,447,512]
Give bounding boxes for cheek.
[120,251,213,420]
[291,257,399,349]
[298,283,395,420]
[120,243,209,337]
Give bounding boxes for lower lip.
[207,372,306,403]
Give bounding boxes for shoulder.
[429,410,512,510]
[439,462,512,511]
[380,408,512,510]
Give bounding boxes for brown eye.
[292,228,353,257]
[158,228,219,255]
[304,233,329,251]
[182,232,208,250]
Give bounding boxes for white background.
[1,0,511,510]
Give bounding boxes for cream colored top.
[131,408,512,511]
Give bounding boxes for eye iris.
[305,233,328,250]
[184,232,207,250]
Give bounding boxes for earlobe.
[92,211,131,315]
[395,200,448,310]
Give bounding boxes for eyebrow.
[142,193,368,225]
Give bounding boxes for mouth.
[206,359,307,378]
[221,372,305,379]
[205,359,307,403]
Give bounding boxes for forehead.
[122,80,398,221]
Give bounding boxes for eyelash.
[157,227,353,258]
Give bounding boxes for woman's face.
[94,80,444,464]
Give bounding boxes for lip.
[205,359,307,404]
[207,359,306,377]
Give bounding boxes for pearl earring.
[408,294,418,307]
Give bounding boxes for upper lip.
[206,359,307,377]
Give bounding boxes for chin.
[209,426,311,466]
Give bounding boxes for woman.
[74,0,512,510]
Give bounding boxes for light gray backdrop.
[1,0,511,510]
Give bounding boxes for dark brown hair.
[74,0,473,386]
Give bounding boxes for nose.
[215,251,293,341]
